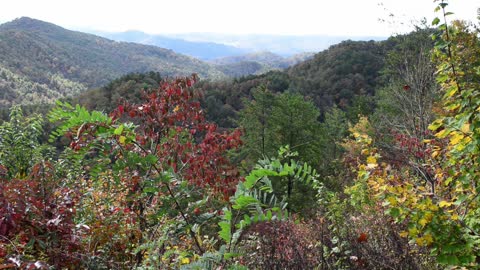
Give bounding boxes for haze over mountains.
[93,30,249,60]
[93,30,385,59]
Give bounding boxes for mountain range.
[0,17,384,108]
[96,30,385,57]
[94,30,249,60]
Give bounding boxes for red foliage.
[0,162,82,268]
[392,130,430,160]
[357,232,368,243]
[111,75,242,198]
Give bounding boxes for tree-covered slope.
[287,40,386,109]
[72,72,164,112]
[211,51,315,77]
[0,17,225,106]
[196,39,388,126]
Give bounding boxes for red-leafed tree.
[111,75,242,197]
[48,74,243,267]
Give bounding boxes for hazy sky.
[0,0,478,36]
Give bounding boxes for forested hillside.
[2,2,480,269]
[211,51,314,77]
[197,39,389,127]
[0,17,225,106]
[72,72,164,112]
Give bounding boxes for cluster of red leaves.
[390,129,449,185]
[111,75,242,198]
[392,130,431,159]
[0,163,82,268]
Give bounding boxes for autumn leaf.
[366,156,377,165]
[357,232,368,243]
[439,200,453,208]
[460,123,470,133]
[449,132,464,145]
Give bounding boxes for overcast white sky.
[0,0,478,36]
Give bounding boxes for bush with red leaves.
[0,163,82,268]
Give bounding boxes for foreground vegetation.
[1,1,480,269]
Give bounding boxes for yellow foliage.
[366,156,377,165]
[439,200,453,208]
[435,129,448,138]
[449,132,464,145]
[446,87,458,97]
[387,196,397,206]
[419,218,428,227]
[461,123,470,134]
[409,227,419,237]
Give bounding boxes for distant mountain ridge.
[0,17,226,106]
[94,29,316,76]
[92,30,385,59]
[95,30,249,60]
[210,51,315,77]
[211,51,314,67]
[168,33,386,56]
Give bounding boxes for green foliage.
[238,86,322,166]
[237,86,275,161]
[212,51,314,78]
[288,40,385,112]
[201,146,318,268]
[73,71,164,112]
[318,106,349,190]
[215,61,266,78]
[425,5,480,265]
[269,92,322,163]
[48,100,113,140]
[0,106,53,178]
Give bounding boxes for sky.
[0,0,478,36]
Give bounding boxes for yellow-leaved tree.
[347,1,480,267]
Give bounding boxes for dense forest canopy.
[2,1,480,269]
